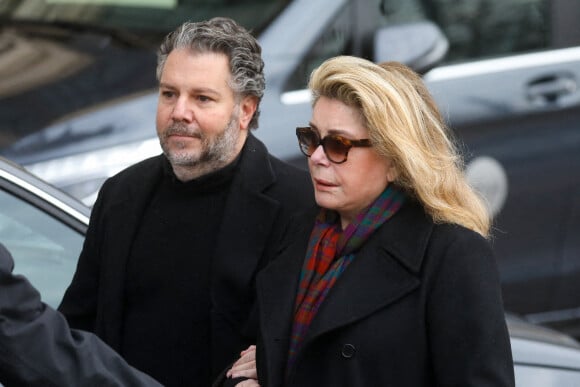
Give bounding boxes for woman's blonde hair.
[308,56,491,237]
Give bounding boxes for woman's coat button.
[341,343,356,358]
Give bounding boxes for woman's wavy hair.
[156,17,265,130]
[308,56,491,237]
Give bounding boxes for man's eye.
[198,95,211,102]
[160,90,175,98]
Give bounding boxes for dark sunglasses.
[295,126,372,164]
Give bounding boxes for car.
[1,154,580,386]
[508,313,580,386]
[0,156,89,308]
[1,0,579,337]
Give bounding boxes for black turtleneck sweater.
[121,156,239,387]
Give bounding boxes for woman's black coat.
[255,200,515,387]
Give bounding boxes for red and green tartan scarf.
[286,184,406,374]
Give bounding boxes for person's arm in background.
[0,243,163,387]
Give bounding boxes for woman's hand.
[227,345,258,383]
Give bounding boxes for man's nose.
[172,97,194,122]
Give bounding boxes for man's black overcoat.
[58,133,313,378]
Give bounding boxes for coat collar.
[257,200,433,386]
[106,131,280,246]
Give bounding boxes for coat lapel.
[257,217,314,387]
[306,201,432,341]
[304,242,421,340]
[98,156,165,348]
[211,134,281,321]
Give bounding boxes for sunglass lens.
[298,129,318,156]
[324,136,349,163]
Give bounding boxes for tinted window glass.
[0,189,83,307]
[283,0,552,92]
[0,0,286,42]
[0,0,289,148]
[284,3,354,92]
[380,0,551,63]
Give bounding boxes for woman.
[225,56,514,386]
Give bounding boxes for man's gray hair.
[157,17,265,130]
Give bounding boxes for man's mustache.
[164,124,203,139]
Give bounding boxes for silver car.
[509,314,580,386]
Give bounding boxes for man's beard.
[160,109,241,172]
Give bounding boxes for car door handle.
[526,73,577,103]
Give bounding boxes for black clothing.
[254,202,514,387]
[122,155,236,386]
[59,134,314,386]
[0,243,163,387]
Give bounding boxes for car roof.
[0,155,90,226]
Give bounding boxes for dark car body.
[1,0,579,337]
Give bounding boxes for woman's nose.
[309,144,329,165]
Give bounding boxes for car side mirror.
[373,21,449,74]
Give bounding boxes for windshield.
[0,0,287,44]
[0,0,289,148]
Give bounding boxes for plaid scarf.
[286,185,406,374]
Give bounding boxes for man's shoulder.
[97,155,164,201]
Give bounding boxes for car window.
[283,2,354,92]
[284,0,552,92]
[1,0,285,42]
[0,188,83,308]
[0,0,289,149]
[380,0,551,63]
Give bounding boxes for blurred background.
[0,0,579,342]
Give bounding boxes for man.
[0,243,162,386]
[58,17,313,387]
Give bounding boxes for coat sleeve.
[426,228,515,387]
[0,243,163,387]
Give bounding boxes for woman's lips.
[313,178,337,190]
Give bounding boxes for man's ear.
[238,96,258,130]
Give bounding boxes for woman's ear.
[386,161,398,183]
